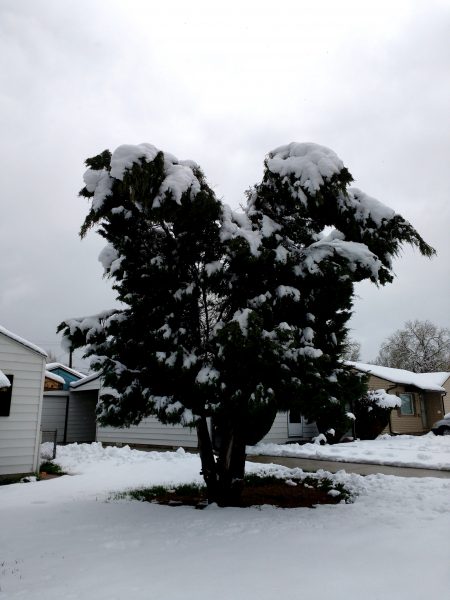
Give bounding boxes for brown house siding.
[442,378,450,415]
[44,377,63,392]
[353,366,450,435]
[364,375,426,434]
[366,375,399,392]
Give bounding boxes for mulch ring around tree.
[121,475,352,508]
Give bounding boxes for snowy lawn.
[1,443,449,600]
[248,432,450,470]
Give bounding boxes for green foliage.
[113,473,353,505]
[353,398,392,440]
[39,461,63,475]
[61,142,434,501]
[351,387,400,440]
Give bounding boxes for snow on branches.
[61,141,434,448]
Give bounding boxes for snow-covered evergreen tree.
[59,142,434,505]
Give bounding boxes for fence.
[41,429,58,460]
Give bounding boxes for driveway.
[247,454,450,478]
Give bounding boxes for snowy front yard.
[1,441,449,599]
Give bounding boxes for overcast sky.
[1,0,449,370]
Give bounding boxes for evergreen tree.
[59,142,434,505]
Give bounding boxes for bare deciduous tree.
[341,338,361,362]
[45,349,60,363]
[375,320,450,372]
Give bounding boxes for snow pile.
[249,433,450,470]
[40,442,55,460]
[53,442,190,472]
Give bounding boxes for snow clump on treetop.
[266,142,344,195]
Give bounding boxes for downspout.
[63,394,70,444]
[386,384,399,435]
[33,359,46,473]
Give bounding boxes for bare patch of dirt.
[39,472,64,480]
[133,477,348,508]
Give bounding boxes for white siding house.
[41,365,95,444]
[71,375,318,448]
[0,326,47,477]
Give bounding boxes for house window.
[0,374,13,417]
[289,409,301,423]
[399,392,414,416]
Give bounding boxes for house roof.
[0,369,11,388]
[46,362,86,379]
[347,361,450,392]
[70,372,100,390]
[0,325,47,358]
[45,371,65,385]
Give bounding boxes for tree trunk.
[215,423,247,506]
[196,417,247,506]
[196,416,218,500]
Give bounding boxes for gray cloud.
[1,0,448,368]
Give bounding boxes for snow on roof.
[46,363,86,379]
[347,361,449,392]
[70,372,101,389]
[0,369,11,388]
[0,325,47,358]
[414,371,450,387]
[45,371,65,385]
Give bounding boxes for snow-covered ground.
[249,432,450,470]
[1,442,449,600]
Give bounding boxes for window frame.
[0,374,14,417]
[399,392,415,416]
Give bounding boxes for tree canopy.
[375,319,450,373]
[59,142,434,504]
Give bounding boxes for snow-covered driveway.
[1,443,449,600]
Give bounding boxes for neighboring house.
[0,325,47,478]
[44,370,65,392]
[41,363,95,444]
[66,373,98,443]
[72,375,318,449]
[348,362,450,435]
[45,362,86,390]
[45,360,450,450]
